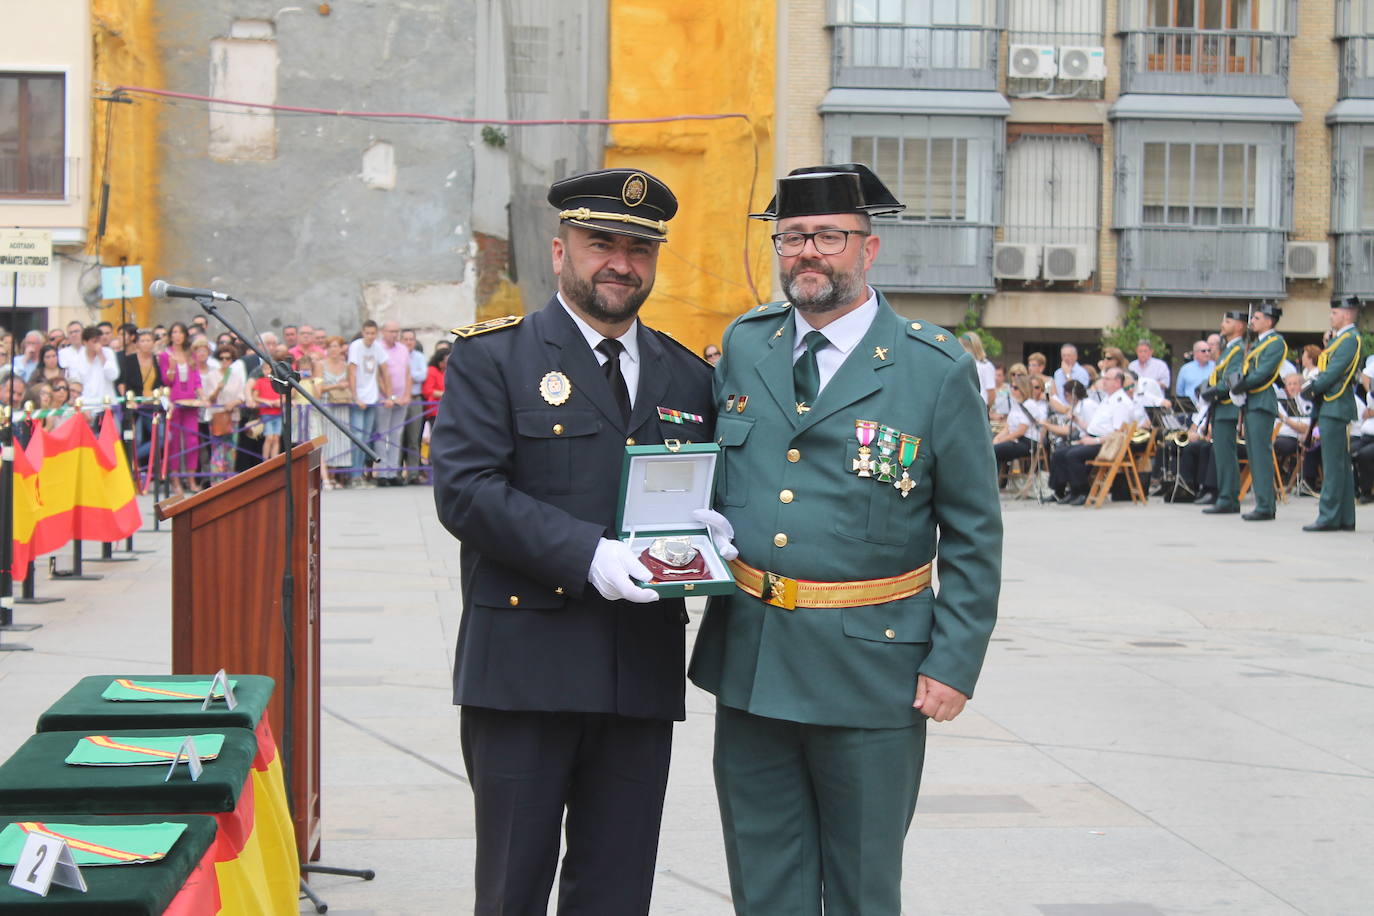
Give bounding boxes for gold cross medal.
[894,433,921,498]
[852,420,878,477]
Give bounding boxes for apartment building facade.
[0,0,93,337]
[777,0,1361,366]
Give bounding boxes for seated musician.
[1179,403,1218,505]
[1046,368,1139,506]
[1274,372,1311,489]
[992,376,1048,486]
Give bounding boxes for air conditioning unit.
[1042,244,1094,282]
[1057,46,1107,81]
[1284,241,1330,280]
[1008,45,1057,80]
[994,243,1041,281]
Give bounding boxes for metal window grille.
[1140,141,1258,226]
[831,0,1002,90]
[1006,0,1105,100]
[852,134,969,220]
[1117,0,1293,96]
[1331,121,1374,294]
[1003,134,1100,260]
[0,72,66,198]
[1338,0,1374,98]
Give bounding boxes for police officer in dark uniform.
[430,168,714,915]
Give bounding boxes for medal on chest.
[874,424,899,482]
[894,433,921,498]
[852,420,877,477]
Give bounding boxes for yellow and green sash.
[100,678,237,702]
[65,733,226,766]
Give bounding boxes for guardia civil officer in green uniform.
[1200,309,1248,515]
[1235,301,1287,521]
[688,164,1003,915]
[431,168,715,915]
[1302,295,1364,531]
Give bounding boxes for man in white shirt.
[1048,368,1138,505]
[401,328,428,483]
[56,320,85,370]
[1053,343,1091,392]
[1128,340,1171,391]
[64,326,120,405]
[346,319,390,486]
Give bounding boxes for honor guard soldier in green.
[688,164,1003,916]
[1235,301,1287,521]
[1302,295,1364,531]
[430,167,715,915]
[1201,309,1249,515]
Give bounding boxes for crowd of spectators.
[975,334,1374,508]
[1,317,450,496]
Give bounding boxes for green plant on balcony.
[1102,296,1167,361]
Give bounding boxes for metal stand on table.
[182,286,379,912]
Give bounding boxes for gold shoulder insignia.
[451,315,524,338]
[905,320,963,360]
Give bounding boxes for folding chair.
[1085,423,1146,508]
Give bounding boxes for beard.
[782,257,866,316]
[560,258,651,323]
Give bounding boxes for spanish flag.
[9,429,42,582]
[73,409,142,542]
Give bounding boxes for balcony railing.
[1119,28,1289,96]
[1335,232,1374,297]
[831,24,1000,91]
[1339,36,1374,98]
[868,221,994,293]
[0,154,78,200]
[1116,227,1286,298]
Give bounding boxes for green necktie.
[793,330,828,410]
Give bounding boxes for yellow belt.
[729,558,932,611]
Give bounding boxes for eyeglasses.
[771,230,867,257]
[51,386,67,391]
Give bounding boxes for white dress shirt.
[65,346,120,403]
[1085,389,1136,438]
[558,293,640,408]
[791,287,878,395]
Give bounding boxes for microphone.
[149,279,232,301]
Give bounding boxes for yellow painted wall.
[90,0,162,326]
[605,1,775,356]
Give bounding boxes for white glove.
[587,538,660,603]
[693,508,739,562]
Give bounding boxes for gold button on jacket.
[773,533,788,548]
[779,489,794,504]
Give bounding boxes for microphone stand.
[191,295,378,911]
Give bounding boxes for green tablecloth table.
[0,728,257,816]
[0,813,216,914]
[35,675,275,734]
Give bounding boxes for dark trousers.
[1244,407,1277,515]
[1213,417,1240,510]
[714,703,926,916]
[1315,416,1357,528]
[460,706,672,916]
[1274,435,1299,482]
[1179,440,1215,494]
[993,437,1033,484]
[1353,435,1374,497]
[1049,442,1101,496]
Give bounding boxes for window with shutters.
[1331,121,1374,296]
[830,0,1001,90]
[825,112,1001,292]
[1117,0,1293,96]
[1114,118,1289,297]
[0,73,66,199]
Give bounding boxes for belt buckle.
[762,571,798,611]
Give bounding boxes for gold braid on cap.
[559,207,668,236]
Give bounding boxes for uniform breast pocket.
[713,415,754,507]
[514,407,601,494]
[833,440,924,546]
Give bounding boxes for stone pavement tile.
[303,837,476,916]
[322,683,456,720]
[914,783,1151,829]
[324,784,471,840]
[1045,748,1374,827]
[1169,823,1373,916]
[923,743,1095,786]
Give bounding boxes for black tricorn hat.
[750,163,905,221]
[1224,310,1248,321]
[548,168,678,242]
[1331,294,1364,310]
[1253,300,1283,322]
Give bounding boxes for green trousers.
[1244,407,1277,516]
[713,702,926,916]
[1213,417,1240,510]
[1316,416,1356,528]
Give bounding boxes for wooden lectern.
[157,438,323,862]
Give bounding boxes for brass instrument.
[1166,429,1190,447]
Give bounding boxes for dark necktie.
[793,330,828,410]
[596,337,631,424]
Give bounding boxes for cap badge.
[622,173,648,207]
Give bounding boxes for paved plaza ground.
[0,486,1369,915]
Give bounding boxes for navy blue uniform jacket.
[430,297,715,721]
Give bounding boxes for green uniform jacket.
[1309,327,1363,423]
[688,294,1003,730]
[1238,331,1287,414]
[1210,336,1247,421]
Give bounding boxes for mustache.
[788,258,832,279]
[593,269,641,287]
